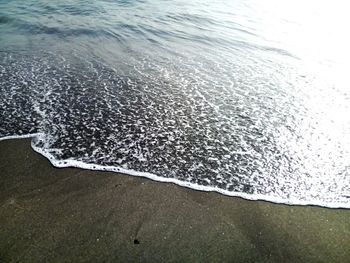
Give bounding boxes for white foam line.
[0,133,42,142]
[0,134,349,209]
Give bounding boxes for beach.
[1,0,350,262]
[0,139,349,262]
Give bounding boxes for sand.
[0,139,349,262]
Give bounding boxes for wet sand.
[0,139,349,262]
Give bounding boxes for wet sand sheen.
[0,139,349,262]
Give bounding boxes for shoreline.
[1,139,350,262]
[1,135,347,209]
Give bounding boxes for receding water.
[0,0,349,208]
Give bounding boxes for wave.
[1,133,349,209]
[1,51,349,209]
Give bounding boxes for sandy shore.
[0,139,349,262]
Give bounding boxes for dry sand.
[0,139,349,262]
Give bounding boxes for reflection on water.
[0,0,349,207]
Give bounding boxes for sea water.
[0,0,349,208]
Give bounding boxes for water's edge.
[1,134,348,209]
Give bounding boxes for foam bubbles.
[0,51,349,208]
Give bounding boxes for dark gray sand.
[0,139,349,262]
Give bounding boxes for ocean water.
[0,0,349,208]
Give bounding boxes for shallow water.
[0,0,349,207]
